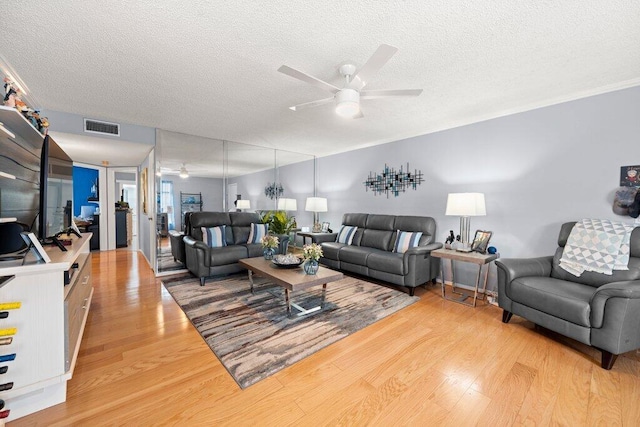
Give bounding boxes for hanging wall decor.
[363,163,424,198]
[264,182,284,200]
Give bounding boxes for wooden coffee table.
[239,257,343,317]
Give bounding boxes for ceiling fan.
[278,44,423,119]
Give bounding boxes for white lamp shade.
[335,89,360,118]
[277,198,297,211]
[305,197,328,212]
[236,200,250,209]
[445,193,486,216]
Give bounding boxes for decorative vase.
[304,259,319,275]
[263,247,276,260]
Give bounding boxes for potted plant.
[260,235,279,260]
[259,210,295,254]
[302,243,323,275]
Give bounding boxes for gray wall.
[315,86,640,289]
[162,176,223,228]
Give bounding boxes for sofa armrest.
[590,280,640,328]
[403,242,443,257]
[495,256,553,283]
[312,233,337,244]
[496,256,552,311]
[184,236,210,267]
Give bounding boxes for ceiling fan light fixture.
[179,164,189,179]
[335,89,360,118]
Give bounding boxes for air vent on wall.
[84,118,120,136]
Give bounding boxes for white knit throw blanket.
[559,219,634,276]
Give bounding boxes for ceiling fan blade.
[350,44,398,90]
[278,65,340,94]
[288,97,334,111]
[360,89,423,99]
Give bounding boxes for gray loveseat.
[183,212,279,285]
[496,221,640,369]
[317,213,442,296]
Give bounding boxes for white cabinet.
[0,234,92,422]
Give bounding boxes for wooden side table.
[431,248,498,307]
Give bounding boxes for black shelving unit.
[180,192,203,231]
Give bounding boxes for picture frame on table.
[470,230,492,254]
[20,232,51,263]
[321,222,330,233]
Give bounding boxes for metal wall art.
[264,182,284,199]
[363,163,424,198]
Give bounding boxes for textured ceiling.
[1,1,639,164]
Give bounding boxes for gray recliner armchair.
[496,222,640,369]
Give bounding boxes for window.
[160,180,175,230]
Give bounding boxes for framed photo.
[620,165,640,187]
[321,222,330,233]
[20,232,51,263]
[470,230,492,254]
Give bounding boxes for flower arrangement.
[260,234,279,249]
[302,243,323,261]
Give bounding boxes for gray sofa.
[183,212,284,285]
[318,213,442,296]
[496,221,640,369]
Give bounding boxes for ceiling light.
[0,122,15,139]
[335,89,360,118]
[179,164,189,179]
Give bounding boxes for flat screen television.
[38,135,73,241]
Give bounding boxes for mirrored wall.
[154,129,315,274]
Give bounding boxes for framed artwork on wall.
[140,167,148,214]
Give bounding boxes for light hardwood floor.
[10,250,640,426]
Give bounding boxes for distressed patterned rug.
[157,246,185,272]
[162,273,418,388]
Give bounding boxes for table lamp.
[236,200,250,211]
[445,193,486,251]
[277,198,297,211]
[305,197,327,232]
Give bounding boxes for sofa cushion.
[394,215,436,244]
[230,212,261,244]
[360,229,394,251]
[189,212,231,241]
[339,246,376,265]
[343,213,368,228]
[367,250,404,275]
[509,276,597,327]
[208,245,248,266]
[201,225,227,248]
[321,242,345,261]
[393,230,423,253]
[247,223,268,244]
[244,243,263,258]
[336,225,357,245]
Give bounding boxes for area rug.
[157,245,185,272]
[162,273,418,388]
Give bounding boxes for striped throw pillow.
[336,225,357,245]
[201,225,227,248]
[393,230,423,253]
[247,223,268,244]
